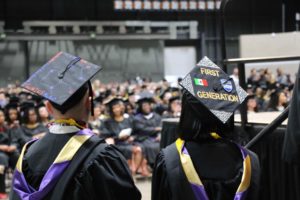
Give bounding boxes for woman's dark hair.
[22,107,40,124]
[178,90,232,141]
[0,108,5,117]
[125,103,135,115]
[168,97,180,113]
[5,106,20,125]
[136,99,153,114]
[267,89,285,111]
[107,99,124,118]
[247,95,258,112]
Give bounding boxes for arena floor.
[5,178,151,200]
[136,179,152,200]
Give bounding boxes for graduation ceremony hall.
[0,0,300,199]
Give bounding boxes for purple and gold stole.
[13,129,94,200]
[175,137,252,200]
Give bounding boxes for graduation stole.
[13,128,94,200]
[175,137,252,200]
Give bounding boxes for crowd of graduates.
[0,77,183,196]
[0,66,293,198]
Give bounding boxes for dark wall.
[0,40,165,86]
[1,0,299,33]
[0,0,299,70]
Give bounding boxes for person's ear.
[45,101,53,115]
[85,95,92,111]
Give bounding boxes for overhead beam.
[4,33,171,41]
[20,20,198,40]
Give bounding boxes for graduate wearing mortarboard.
[0,108,19,199]
[10,52,141,200]
[155,87,180,116]
[162,96,181,118]
[133,94,162,167]
[151,57,260,200]
[4,101,27,152]
[100,97,150,176]
[19,101,48,141]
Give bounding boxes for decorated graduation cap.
[21,52,102,116]
[179,57,248,124]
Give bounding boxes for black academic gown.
[9,126,28,152]
[0,126,19,193]
[0,126,19,167]
[282,67,300,163]
[101,117,135,159]
[152,139,260,200]
[20,123,48,142]
[10,129,141,200]
[133,113,162,165]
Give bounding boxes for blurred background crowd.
[245,67,293,113]
[0,65,293,191]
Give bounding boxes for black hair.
[267,89,286,111]
[136,98,153,114]
[22,107,40,124]
[178,90,232,141]
[5,105,20,125]
[107,99,124,118]
[125,103,135,115]
[168,96,180,112]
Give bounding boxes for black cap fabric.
[159,87,180,99]
[20,101,36,113]
[9,96,20,104]
[5,102,19,111]
[179,57,248,124]
[169,96,180,104]
[136,92,154,104]
[21,52,102,106]
[104,96,124,106]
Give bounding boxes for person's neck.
[114,115,124,122]
[41,118,49,123]
[54,116,87,123]
[26,122,38,129]
[92,115,100,121]
[248,108,255,112]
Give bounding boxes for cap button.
[58,73,64,79]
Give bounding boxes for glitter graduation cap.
[179,56,248,124]
[21,52,102,114]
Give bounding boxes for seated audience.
[101,97,150,176]
[20,102,47,140]
[133,95,161,168]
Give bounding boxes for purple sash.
[13,129,94,200]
